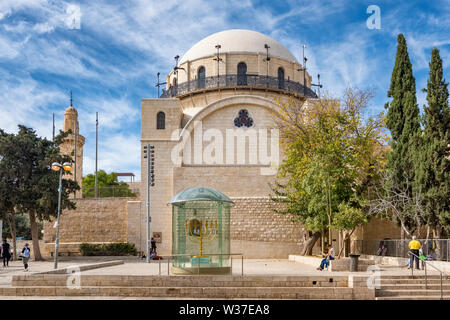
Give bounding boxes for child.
[21,243,31,271]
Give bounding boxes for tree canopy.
[415,48,450,237]
[82,170,136,198]
[271,88,388,254]
[0,126,79,260]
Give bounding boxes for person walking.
[1,239,11,268]
[150,237,157,255]
[21,243,31,271]
[408,236,422,270]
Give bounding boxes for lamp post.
[51,162,72,269]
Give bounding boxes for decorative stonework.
[233,109,254,128]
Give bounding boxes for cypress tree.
[416,48,450,237]
[384,34,421,231]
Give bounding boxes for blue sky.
[0,0,449,179]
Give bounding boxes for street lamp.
[51,162,72,269]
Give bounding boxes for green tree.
[1,214,43,240]
[82,170,136,198]
[384,34,422,232]
[415,48,450,238]
[271,88,387,255]
[0,126,79,260]
[0,129,20,259]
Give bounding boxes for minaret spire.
[70,90,73,107]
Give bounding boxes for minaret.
[60,93,85,198]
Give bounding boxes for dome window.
[278,67,285,89]
[157,111,165,130]
[237,62,247,86]
[198,66,206,89]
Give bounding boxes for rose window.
[234,109,254,128]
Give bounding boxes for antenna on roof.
[302,44,307,96]
[311,74,323,97]
[213,44,222,87]
[155,72,167,98]
[263,44,271,87]
[173,55,186,87]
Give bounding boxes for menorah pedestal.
[191,256,211,264]
[171,266,232,275]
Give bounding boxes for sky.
[0,0,449,180]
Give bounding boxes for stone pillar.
[60,105,85,198]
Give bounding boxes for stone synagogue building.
[43,29,402,258]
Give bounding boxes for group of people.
[1,239,31,271]
[141,237,159,260]
[314,236,436,272]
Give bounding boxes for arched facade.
[138,29,400,259]
[140,30,314,258]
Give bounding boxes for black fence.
[352,239,450,262]
[161,74,318,98]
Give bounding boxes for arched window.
[198,66,206,89]
[237,62,247,86]
[278,67,285,89]
[172,78,177,86]
[157,111,165,130]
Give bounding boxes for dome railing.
[160,74,317,98]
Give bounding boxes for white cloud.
[1,0,449,178]
[82,133,141,177]
[0,70,63,137]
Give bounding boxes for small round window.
[234,109,254,128]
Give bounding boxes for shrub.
[80,242,137,256]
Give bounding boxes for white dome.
[179,29,298,64]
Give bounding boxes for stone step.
[380,275,447,280]
[376,296,450,300]
[12,275,349,288]
[376,289,450,297]
[0,286,356,299]
[380,279,450,285]
[379,284,450,290]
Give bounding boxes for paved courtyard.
[0,257,445,300]
[0,257,442,280]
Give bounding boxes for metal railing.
[157,253,244,276]
[82,185,139,198]
[408,251,449,300]
[160,74,318,98]
[352,239,450,262]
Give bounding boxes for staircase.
[0,274,371,299]
[376,275,450,300]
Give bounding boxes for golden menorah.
[184,218,218,257]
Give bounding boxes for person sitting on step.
[317,244,335,271]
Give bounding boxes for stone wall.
[43,198,131,244]
[230,197,300,243]
[229,197,305,258]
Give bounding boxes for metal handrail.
[408,251,448,300]
[160,74,318,98]
[156,253,244,276]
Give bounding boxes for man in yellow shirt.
[408,236,422,270]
